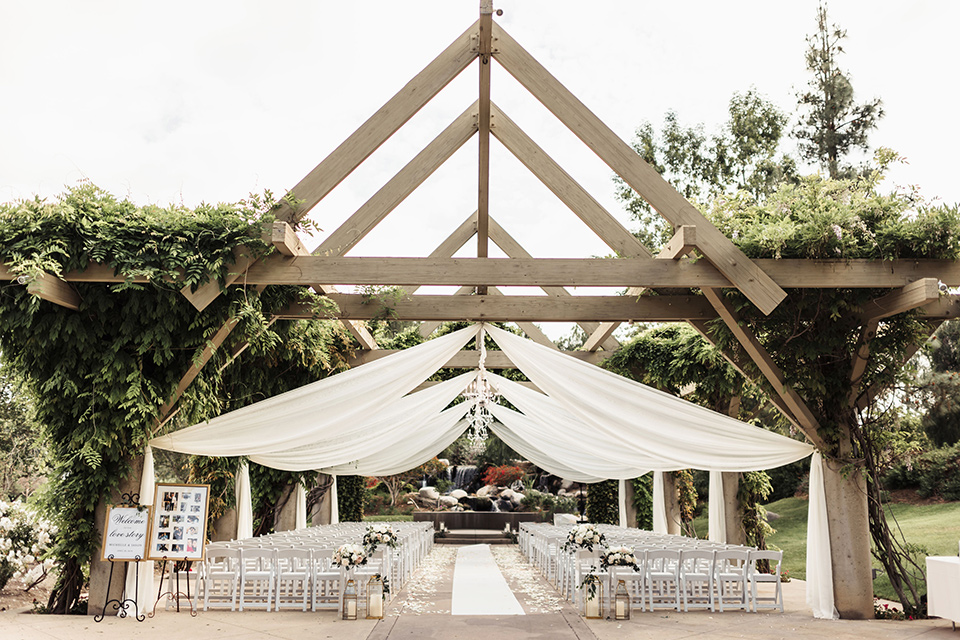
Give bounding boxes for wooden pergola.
[7,2,959,618]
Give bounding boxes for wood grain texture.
[348,348,605,369]
[26,273,81,310]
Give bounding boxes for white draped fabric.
[149,325,480,457]
[806,453,838,619]
[653,471,668,534]
[329,476,339,525]
[618,478,628,528]
[120,445,155,618]
[708,471,726,543]
[295,483,307,530]
[236,461,253,540]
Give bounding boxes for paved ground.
[1,545,957,640]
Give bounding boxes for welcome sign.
[101,505,151,561]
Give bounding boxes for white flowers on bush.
[600,545,639,571]
[562,523,605,552]
[363,524,400,552]
[0,499,58,590]
[333,543,368,568]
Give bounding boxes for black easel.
[94,493,145,623]
[149,556,197,617]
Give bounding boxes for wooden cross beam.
[348,348,604,369]
[24,273,81,311]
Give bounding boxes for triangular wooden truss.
[9,3,960,451]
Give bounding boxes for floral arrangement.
[0,500,57,591]
[600,546,640,572]
[562,523,605,552]
[363,524,400,552]
[333,543,368,569]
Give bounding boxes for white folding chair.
[201,548,240,611]
[679,549,715,611]
[715,548,750,612]
[645,549,681,611]
[309,548,341,611]
[747,550,784,612]
[238,547,276,611]
[275,548,312,611]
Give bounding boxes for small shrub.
[481,465,524,487]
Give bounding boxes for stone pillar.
[663,472,681,535]
[623,478,638,528]
[309,474,336,526]
[722,472,746,546]
[823,457,873,619]
[274,484,297,532]
[210,508,237,541]
[88,452,142,617]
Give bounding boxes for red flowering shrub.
[482,465,524,487]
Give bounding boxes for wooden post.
[476,1,493,293]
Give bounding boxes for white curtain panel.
[708,471,726,543]
[295,483,307,530]
[653,471,667,533]
[485,325,814,471]
[330,475,339,525]
[120,445,155,617]
[236,461,253,539]
[248,372,477,471]
[149,324,481,456]
[806,452,838,619]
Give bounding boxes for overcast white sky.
[2,1,957,338]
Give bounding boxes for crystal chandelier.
[463,330,499,449]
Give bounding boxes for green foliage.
[586,479,619,525]
[885,443,960,501]
[616,90,795,250]
[0,363,47,500]
[0,184,352,612]
[739,471,775,549]
[766,461,808,502]
[337,476,365,522]
[249,464,315,536]
[630,474,653,530]
[795,4,884,179]
[915,322,960,446]
[675,470,698,534]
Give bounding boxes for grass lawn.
[691,496,960,601]
[364,514,414,522]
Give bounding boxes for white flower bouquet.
[363,524,400,552]
[600,545,640,571]
[0,500,57,591]
[562,523,606,552]
[333,543,368,569]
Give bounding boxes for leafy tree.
[915,321,960,446]
[375,457,447,506]
[616,90,795,250]
[794,3,884,179]
[0,362,47,500]
[703,172,960,614]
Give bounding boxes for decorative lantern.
[366,574,384,619]
[342,579,358,620]
[615,580,630,620]
[583,574,602,619]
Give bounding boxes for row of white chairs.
[199,522,434,612]
[519,523,784,614]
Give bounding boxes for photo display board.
[101,505,152,561]
[147,483,210,561]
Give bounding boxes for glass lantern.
[342,578,358,620]
[583,574,603,619]
[615,579,630,620]
[366,574,384,619]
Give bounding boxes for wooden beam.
[180,246,256,312]
[263,222,308,257]
[274,19,481,223]
[919,294,960,319]
[490,103,651,259]
[582,322,619,352]
[476,7,493,284]
[411,379,542,393]
[277,293,716,322]
[348,348,606,369]
[406,211,479,299]
[660,226,697,260]
[687,319,804,433]
[418,285,473,338]
[12,259,960,289]
[487,217,620,351]
[701,288,827,450]
[848,319,880,407]
[487,287,558,350]
[860,277,941,322]
[314,102,479,258]
[493,22,786,315]
[25,273,81,310]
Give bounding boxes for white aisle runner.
[450,544,525,616]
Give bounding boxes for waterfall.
[452,465,477,490]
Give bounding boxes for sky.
[2,1,958,337]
